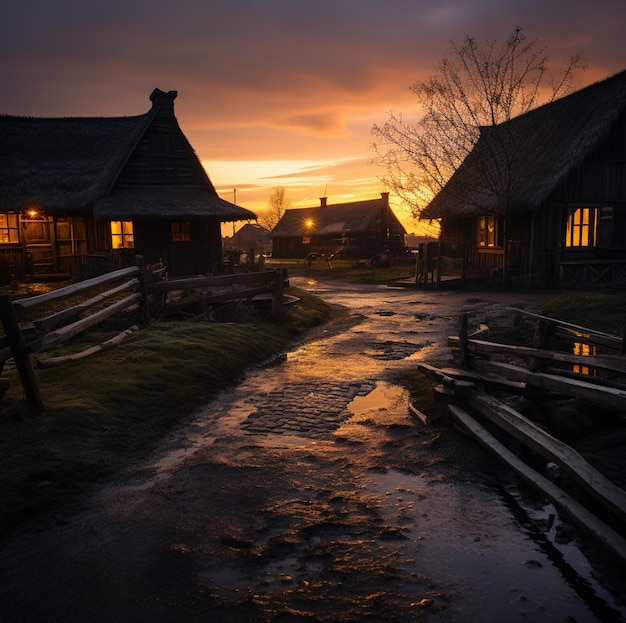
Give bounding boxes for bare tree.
[258,186,292,231]
[371,27,586,217]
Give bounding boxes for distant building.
[0,89,255,282]
[228,223,272,254]
[270,192,405,259]
[422,70,626,288]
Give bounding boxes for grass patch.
[538,290,626,335]
[0,287,330,534]
[266,258,415,284]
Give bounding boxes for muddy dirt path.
[1,280,624,622]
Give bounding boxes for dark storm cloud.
[2,0,624,119]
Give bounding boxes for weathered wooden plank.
[512,309,622,351]
[13,266,140,310]
[464,392,626,525]
[34,278,140,331]
[449,404,626,568]
[0,294,43,413]
[36,325,141,368]
[39,292,143,351]
[447,335,626,375]
[408,401,429,424]
[417,362,528,394]
[151,269,281,294]
[161,283,273,315]
[471,359,626,411]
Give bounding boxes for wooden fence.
[419,310,626,567]
[0,258,288,414]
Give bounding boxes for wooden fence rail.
[421,311,626,567]
[0,259,287,413]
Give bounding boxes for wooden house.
[422,70,626,288]
[0,89,255,283]
[270,192,405,260]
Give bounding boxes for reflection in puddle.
[573,341,598,375]
[347,381,409,419]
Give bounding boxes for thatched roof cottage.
[422,70,626,287]
[0,89,255,282]
[270,192,405,260]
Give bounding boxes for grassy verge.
[265,257,416,284]
[0,287,330,534]
[537,290,626,334]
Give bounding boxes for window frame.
[477,215,497,248]
[0,213,20,244]
[171,221,191,242]
[564,207,611,249]
[110,220,135,249]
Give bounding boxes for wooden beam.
[161,284,273,315]
[0,294,43,413]
[13,266,140,310]
[512,309,622,351]
[458,312,468,367]
[151,269,281,294]
[34,278,140,331]
[471,359,626,412]
[464,392,626,525]
[447,335,626,375]
[39,292,143,351]
[450,404,626,568]
[36,325,141,368]
[417,362,528,394]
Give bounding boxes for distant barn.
[422,70,626,288]
[270,192,405,260]
[0,89,255,283]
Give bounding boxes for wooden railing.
[559,259,626,287]
[0,258,288,413]
[420,311,626,566]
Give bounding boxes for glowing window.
[565,208,598,247]
[0,213,19,244]
[478,216,497,247]
[171,222,191,242]
[111,221,134,249]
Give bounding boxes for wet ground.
[1,278,625,622]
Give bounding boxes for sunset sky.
[2,0,625,234]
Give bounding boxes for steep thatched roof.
[94,187,254,221]
[0,89,255,222]
[270,195,405,238]
[422,70,626,219]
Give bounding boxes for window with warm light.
[111,221,134,249]
[565,208,600,247]
[302,218,314,245]
[566,208,592,247]
[478,215,497,247]
[171,222,191,242]
[0,214,19,244]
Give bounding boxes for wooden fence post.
[458,312,468,368]
[0,293,43,413]
[135,255,150,325]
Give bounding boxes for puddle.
[347,381,409,419]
